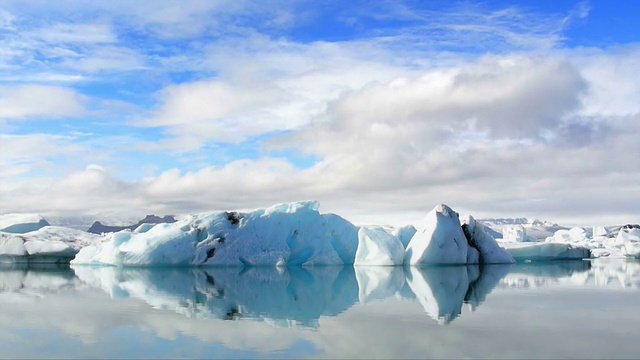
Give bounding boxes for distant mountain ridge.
[87,215,176,234]
[477,218,530,226]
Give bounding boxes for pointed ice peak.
[434,204,458,218]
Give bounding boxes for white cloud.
[0,85,85,120]
[31,23,117,44]
[573,44,640,117]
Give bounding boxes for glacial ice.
[3,201,615,266]
[354,227,404,266]
[617,227,640,257]
[0,214,49,234]
[405,204,469,265]
[73,201,360,267]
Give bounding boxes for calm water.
[1,259,640,359]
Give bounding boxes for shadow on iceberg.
[404,264,513,325]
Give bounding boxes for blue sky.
[1,0,639,226]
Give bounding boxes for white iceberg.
[0,214,49,234]
[354,227,404,266]
[502,225,537,242]
[548,227,588,243]
[462,216,515,264]
[72,201,359,267]
[616,227,640,257]
[0,226,102,264]
[593,226,609,238]
[405,204,469,265]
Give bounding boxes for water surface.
[1,259,639,359]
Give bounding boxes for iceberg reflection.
[406,264,513,324]
[2,260,635,329]
[500,259,640,289]
[73,265,359,328]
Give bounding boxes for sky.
[0,0,639,226]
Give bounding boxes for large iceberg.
[73,201,359,267]
[404,205,514,265]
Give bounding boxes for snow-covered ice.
[616,227,640,257]
[0,214,49,234]
[3,201,629,266]
[0,226,102,264]
[502,225,538,242]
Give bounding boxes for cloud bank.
[0,1,638,226]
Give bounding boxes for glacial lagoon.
[1,259,640,359]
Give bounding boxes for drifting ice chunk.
[502,225,537,242]
[0,226,102,263]
[501,242,590,261]
[0,214,50,234]
[73,201,359,267]
[550,227,588,243]
[354,227,404,266]
[593,226,609,238]
[567,227,588,242]
[462,216,515,264]
[0,236,27,257]
[405,204,468,265]
[550,229,572,243]
[617,228,640,258]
